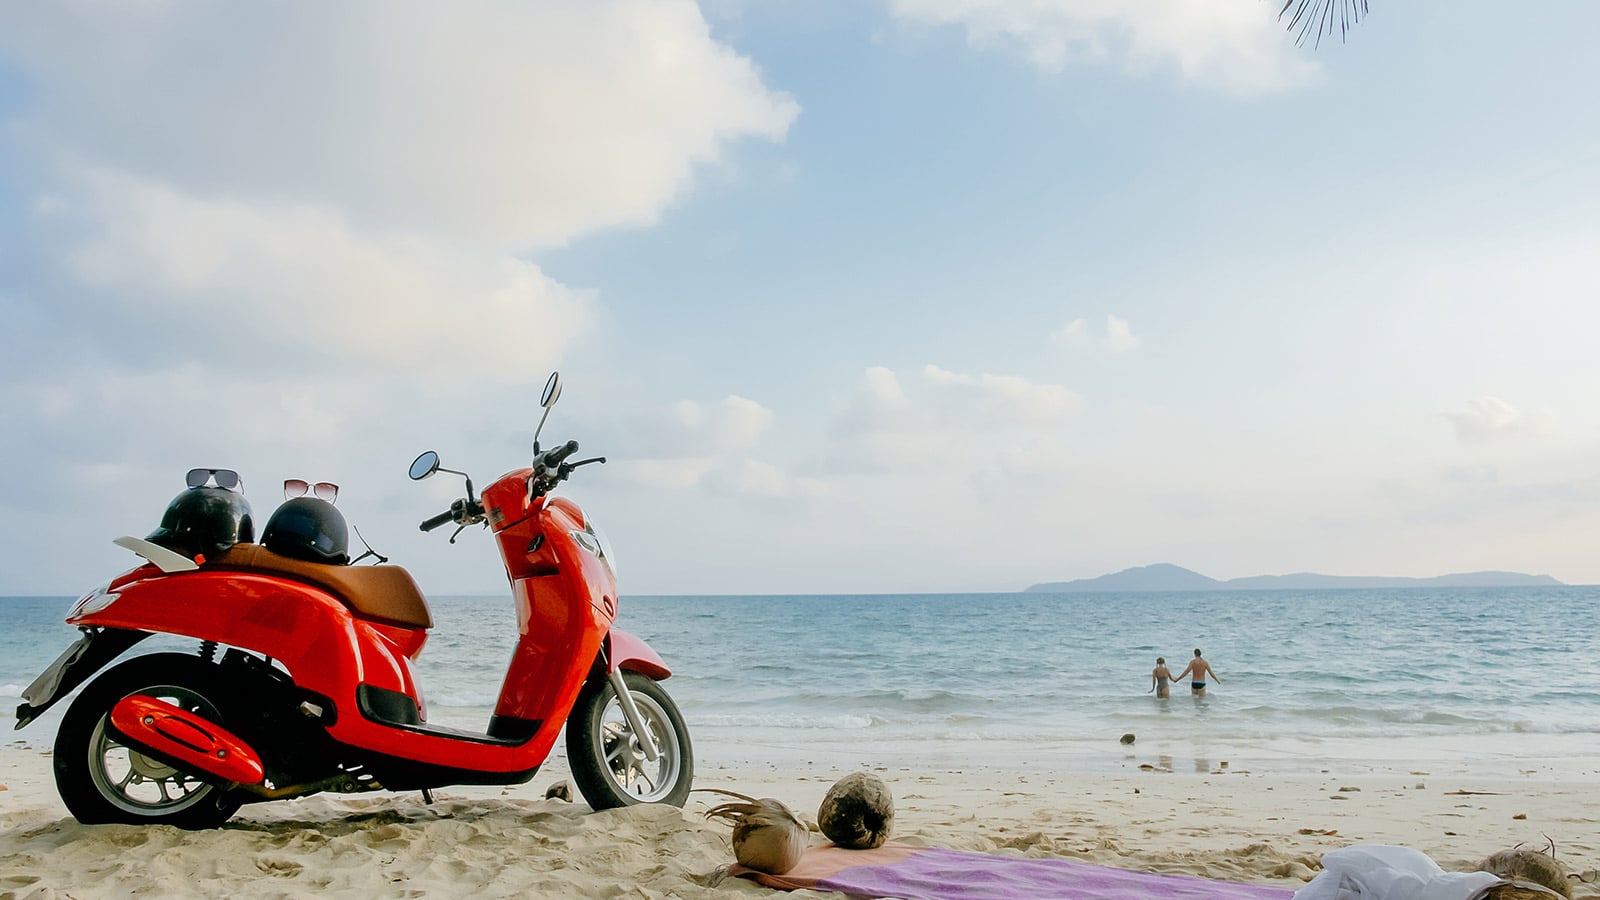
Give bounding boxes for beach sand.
[3,742,1598,898]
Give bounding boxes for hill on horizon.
[1025,563,1565,593]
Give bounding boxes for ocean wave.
[427,692,500,709]
[694,712,877,729]
[1097,700,1600,732]
[0,683,21,699]
[746,688,978,710]
[1505,719,1600,735]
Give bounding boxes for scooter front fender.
[607,627,671,680]
[108,694,265,786]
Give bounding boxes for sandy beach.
[3,739,1597,899]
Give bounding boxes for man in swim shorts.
[1173,648,1219,697]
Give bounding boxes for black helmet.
[262,497,349,565]
[147,487,255,563]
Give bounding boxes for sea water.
[5,588,1600,778]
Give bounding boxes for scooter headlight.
[571,518,618,580]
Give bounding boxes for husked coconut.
[1480,885,1570,899]
[818,772,894,850]
[1478,848,1572,899]
[703,789,809,875]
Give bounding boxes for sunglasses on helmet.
[284,479,339,503]
[186,468,242,491]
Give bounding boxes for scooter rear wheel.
[566,671,693,809]
[54,653,245,829]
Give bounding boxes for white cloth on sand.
[1292,845,1502,900]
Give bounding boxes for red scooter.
[14,372,693,828]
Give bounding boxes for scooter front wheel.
[54,653,245,829]
[566,671,693,809]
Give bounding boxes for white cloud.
[1105,314,1141,352]
[0,1,797,378]
[609,394,799,498]
[728,459,790,497]
[1444,396,1551,446]
[715,396,776,448]
[863,366,907,405]
[0,1,798,247]
[1050,318,1088,346]
[636,395,776,458]
[706,459,829,500]
[1051,314,1139,352]
[888,0,1318,94]
[923,364,1082,424]
[608,364,1082,504]
[617,457,721,491]
[55,169,589,377]
[831,367,912,443]
[618,455,825,500]
[828,365,1081,473]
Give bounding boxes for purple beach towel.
[731,843,1297,900]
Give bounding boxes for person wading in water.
[1174,649,1220,697]
[1148,657,1175,699]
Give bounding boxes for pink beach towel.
[730,843,1297,900]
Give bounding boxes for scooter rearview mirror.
[409,450,441,481]
[532,371,562,455]
[540,372,562,409]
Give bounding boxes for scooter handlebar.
[543,440,580,468]
[421,442,588,530]
[419,509,455,532]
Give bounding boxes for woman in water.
[1148,657,1174,699]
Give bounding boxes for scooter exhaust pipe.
[108,695,266,786]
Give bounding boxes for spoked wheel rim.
[87,684,218,817]
[597,690,683,804]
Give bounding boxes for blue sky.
[2,1,1598,595]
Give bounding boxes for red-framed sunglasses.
[284,479,339,502]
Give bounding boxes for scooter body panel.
[72,569,554,775]
[68,569,392,699]
[477,483,616,757]
[488,573,607,761]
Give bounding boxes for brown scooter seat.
[212,544,433,630]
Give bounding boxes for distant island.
[1025,563,1564,593]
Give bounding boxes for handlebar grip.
[547,439,580,466]
[420,510,455,532]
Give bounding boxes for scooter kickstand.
[421,788,434,805]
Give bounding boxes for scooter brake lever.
[448,524,467,544]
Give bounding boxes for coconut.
[817,772,894,850]
[703,790,809,875]
[1478,848,1572,899]
[1480,885,1569,900]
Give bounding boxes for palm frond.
[1278,0,1370,48]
